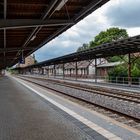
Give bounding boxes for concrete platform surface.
[12,75,140,140]
[0,76,101,140]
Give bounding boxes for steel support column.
[70,69,71,77]
[37,67,40,74]
[54,64,56,78]
[87,67,89,76]
[95,58,97,83]
[75,61,78,80]
[62,63,65,79]
[42,68,44,75]
[29,68,32,74]
[128,53,131,86]
[48,67,49,78]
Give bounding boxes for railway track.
[21,75,140,104]
[16,75,140,130]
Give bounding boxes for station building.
[30,58,122,78]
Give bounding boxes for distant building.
[17,55,35,68]
[97,61,123,76]
[64,58,107,78]
[41,58,108,77]
[23,58,123,78]
[43,59,123,78]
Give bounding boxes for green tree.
[108,56,140,83]
[89,27,128,48]
[76,27,140,80]
[77,43,89,52]
[107,56,123,62]
[90,28,128,62]
[77,27,129,62]
[108,64,128,78]
[77,27,128,54]
[131,57,140,77]
[131,64,140,77]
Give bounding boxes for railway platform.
[0,75,140,140]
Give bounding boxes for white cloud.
[35,0,140,62]
[127,27,140,37]
[105,0,140,27]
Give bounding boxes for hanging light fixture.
[30,35,36,41]
[56,0,69,11]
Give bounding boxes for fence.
[95,76,140,87]
[52,75,140,87]
[22,72,140,87]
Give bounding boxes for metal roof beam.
[0,46,37,53]
[0,56,18,60]
[74,0,109,21]
[28,37,140,68]
[22,0,59,49]
[0,19,74,30]
[0,2,48,7]
[27,0,110,59]
[11,0,60,66]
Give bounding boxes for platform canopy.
[0,0,110,69]
[19,35,140,69]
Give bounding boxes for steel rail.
[21,76,140,103]
[17,75,140,121]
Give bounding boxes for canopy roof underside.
[0,0,109,69]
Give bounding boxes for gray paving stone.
[0,76,97,140]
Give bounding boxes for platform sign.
[19,57,25,64]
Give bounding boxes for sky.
[34,0,140,62]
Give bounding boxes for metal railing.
[51,74,140,87]
[20,72,140,87]
[95,76,140,87]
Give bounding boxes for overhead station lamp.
[30,35,36,41]
[55,0,69,11]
